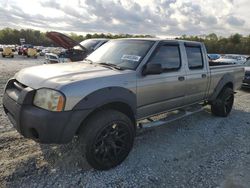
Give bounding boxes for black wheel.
[211,87,234,117]
[11,55,14,58]
[2,54,5,58]
[78,109,135,170]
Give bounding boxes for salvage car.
[45,31,108,63]
[18,44,34,56]
[214,54,246,64]
[3,39,244,170]
[2,47,14,58]
[27,48,38,58]
[242,58,250,88]
[208,54,221,61]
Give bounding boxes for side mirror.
[142,63,162,76]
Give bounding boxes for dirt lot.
[1,55,250,188]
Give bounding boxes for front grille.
[6,80,27,102]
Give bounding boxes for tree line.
[0,28,249,54]
[0,28,153,47]
[179,33,250,55]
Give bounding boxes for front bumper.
[3,79,90,144]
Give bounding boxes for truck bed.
[207,64,244,99]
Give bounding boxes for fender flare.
[73,87,136,113]
[208,73,234,102]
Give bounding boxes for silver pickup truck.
[3,39,244,170]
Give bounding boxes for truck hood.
[15,62,127,89]
[46,31,86,50]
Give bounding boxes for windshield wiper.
[98,62,125,70]
[83,59,93,64]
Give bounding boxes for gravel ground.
[1,55,250,188]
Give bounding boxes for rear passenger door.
[184,43,209,104]
[137,42,187,119]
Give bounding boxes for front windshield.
[73,40,100,51]
[245,59,250,66]
[86,40,154,70]
[80,40,100,50]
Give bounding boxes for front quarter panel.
[59,72,137,111]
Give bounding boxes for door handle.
[178,76,185,81]
[202,74,207,78]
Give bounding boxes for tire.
[2,54,5,58]
[11,55,14,58]
[211,87,234,117]
[78,109,135,170]
[27,55,30,58]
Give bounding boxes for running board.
[138,104,204,129]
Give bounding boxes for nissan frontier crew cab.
[3,39,244,170]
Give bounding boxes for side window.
[186,46,203,69]
[149,45,181,70]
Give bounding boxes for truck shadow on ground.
[5,108,250,186]
[240,87,250,92]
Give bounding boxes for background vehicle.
[208,54,221,61]
[34,46,44,53]
[242,58,250,88]
[2,47,14,58]
[3,39,244,170]
[18,44,34,55]
[214,54,247,64]
[45,32,108,63]
[27,48,38,58]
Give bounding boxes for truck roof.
[113,38,203,45]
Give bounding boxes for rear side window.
[149,45,181,70]
[186,46,203,69]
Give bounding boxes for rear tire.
[78,109,135,170]
[2,54,5,58]
[211,87,234,117]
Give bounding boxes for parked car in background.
[242,58,250,88]
[27,48,38,58]
[34,46,44,53]
[2,47,14,58]
[214,54,247,64]
[40,47,50,56]
[18,44,34,55]
[208,54,221,61]
[3,39,244,170]
[45,31,108,64]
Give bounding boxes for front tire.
[211,87,234,117]
[78,109,135,170]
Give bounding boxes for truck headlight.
[33,88,65,111]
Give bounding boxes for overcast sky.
[0,0,249,37]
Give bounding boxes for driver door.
[137,42,187,119]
